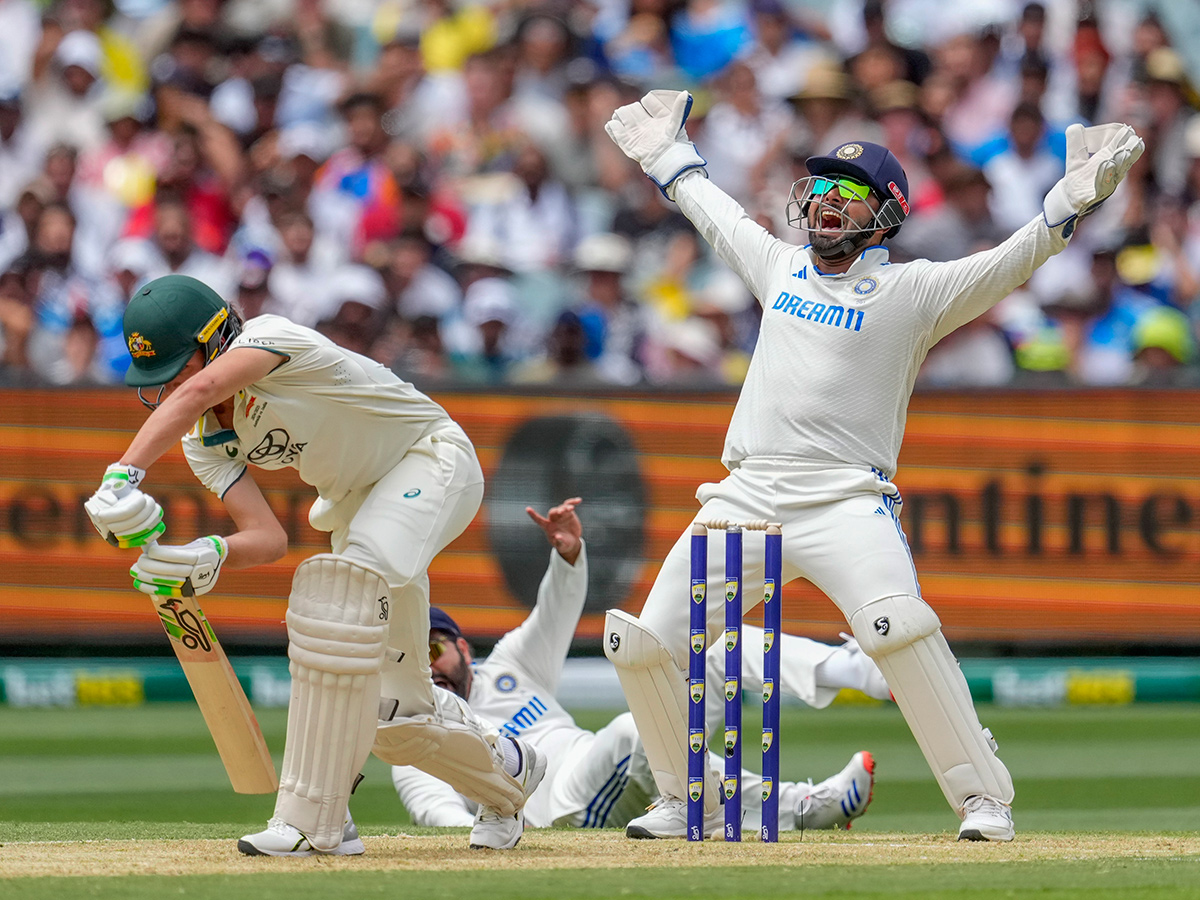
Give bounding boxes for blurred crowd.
[0,0,1198,391]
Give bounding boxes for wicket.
[688,520,783,842]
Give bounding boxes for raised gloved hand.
[1043,122,1144,237]
[131,536,228,598]
[83,464,165,549]
[605,89,707,199]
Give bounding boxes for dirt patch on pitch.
[3,832,1199,878]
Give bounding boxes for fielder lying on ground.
[391,498,890,837]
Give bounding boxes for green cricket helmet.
[123,274,241,389]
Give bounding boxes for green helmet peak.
[123,275,241,388]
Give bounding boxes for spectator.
[27,29,107,152]
[0,88,44,212]
[984,103,1062,234]
[512,309,607,386]
[741,0,836,104]
[571,232,647,385]
[385,231,461,322]
[1130,305,1196,386]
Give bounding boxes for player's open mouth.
[819,210,846,231]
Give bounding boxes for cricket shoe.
[469,738,547,850]
[237,814,366,857]
[796,751,875,830]
[958,794,1015,842]
[624,794,735,839]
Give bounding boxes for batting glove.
[605,90,707,199]
[1043,122,1144,238]
[131,536,229,598]
[84,464,165,549]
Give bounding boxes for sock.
[500,736,522,777]
[816,641,891,701]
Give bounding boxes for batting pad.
[849,594,1013,812]
[603,609,719,813]
[373,688,524,816]
[274,554,389,849]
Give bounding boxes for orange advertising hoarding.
[1,388,1198,649]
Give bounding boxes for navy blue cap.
[429,607,464,641]
[807,141,910,238]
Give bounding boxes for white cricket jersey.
[182,315,454,500]
[672,175,1069,478]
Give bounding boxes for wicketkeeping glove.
[605,89,707,199]
[1043,122,1144,238]
[83,464,165,548]
[131,536,229,598]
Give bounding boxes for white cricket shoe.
[624,794,735,839]
[237,814,366,857]
[796,751,875,830]
[958,794,1015,842]
[469,738,547,850]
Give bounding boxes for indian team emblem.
[854,276,878,296]
[725,579,738,603]
[763,678,775,704]
[689,728,705,753]
[762,728,775,753]
[127,332,155,358]
[724,678,739,702]
[724,728,738,753]
[692,581,705,604]
[763,628,775,653]
[689,779,704,802]
[762,778,774,801]
[723,776,738,799]
[691,629,706,654]
[836,143,863,160]
[690,678,705,703]
[724,628,738,652]
[763,581,775,605]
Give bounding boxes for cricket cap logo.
[690,678,705,703]
[689,779,704,802]
[836,142,864,160]
[691,629,706,654]
[689,728,705,753]
[127,332,156,358]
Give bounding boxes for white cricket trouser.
[311,424,484,717]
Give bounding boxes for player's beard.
[808,205,875,261]
[432,647,472,700]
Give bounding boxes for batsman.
[83,274,545,855]
[602,90,1144,841]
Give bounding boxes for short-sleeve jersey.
[182,315,453,500]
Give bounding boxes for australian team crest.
[725,579,739,603]
[724,728,738,753]
[724,678,739,702]
[691,581,705,604]
[127,332,155,358]
[724,628,738,652]
[691,629,706,654]
[690,678,705,703]
[689,728,705,753]
[762,777,774,801]
[762,727,775,753]
[763,678,775,703]
[723,776,738,799]
[689,779,704,802]
[763,629,775,653]
[763,581,775,605]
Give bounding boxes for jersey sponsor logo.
[127,332,155,358]
[495,673,517,692]
[771,291,865,332]
[247,428,307,465]
[853,277,878,296]
[497,695,548,737]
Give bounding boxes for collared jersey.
[673,175,1069,477]
[183,314,453,500]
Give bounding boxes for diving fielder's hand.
[84,464,165,548]
[526,497,583,566]
[605,90,707,198]
[131,536,228,598]
[1043,122,1144,237]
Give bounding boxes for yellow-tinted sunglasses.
[812,176,872,202]
[429,637,449,661]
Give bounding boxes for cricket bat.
[151,579,279,794]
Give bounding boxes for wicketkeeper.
[392,497,888,835]
[601,90,1143,841]
[83,274,544,855]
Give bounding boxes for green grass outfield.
[2,702,1199,897]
